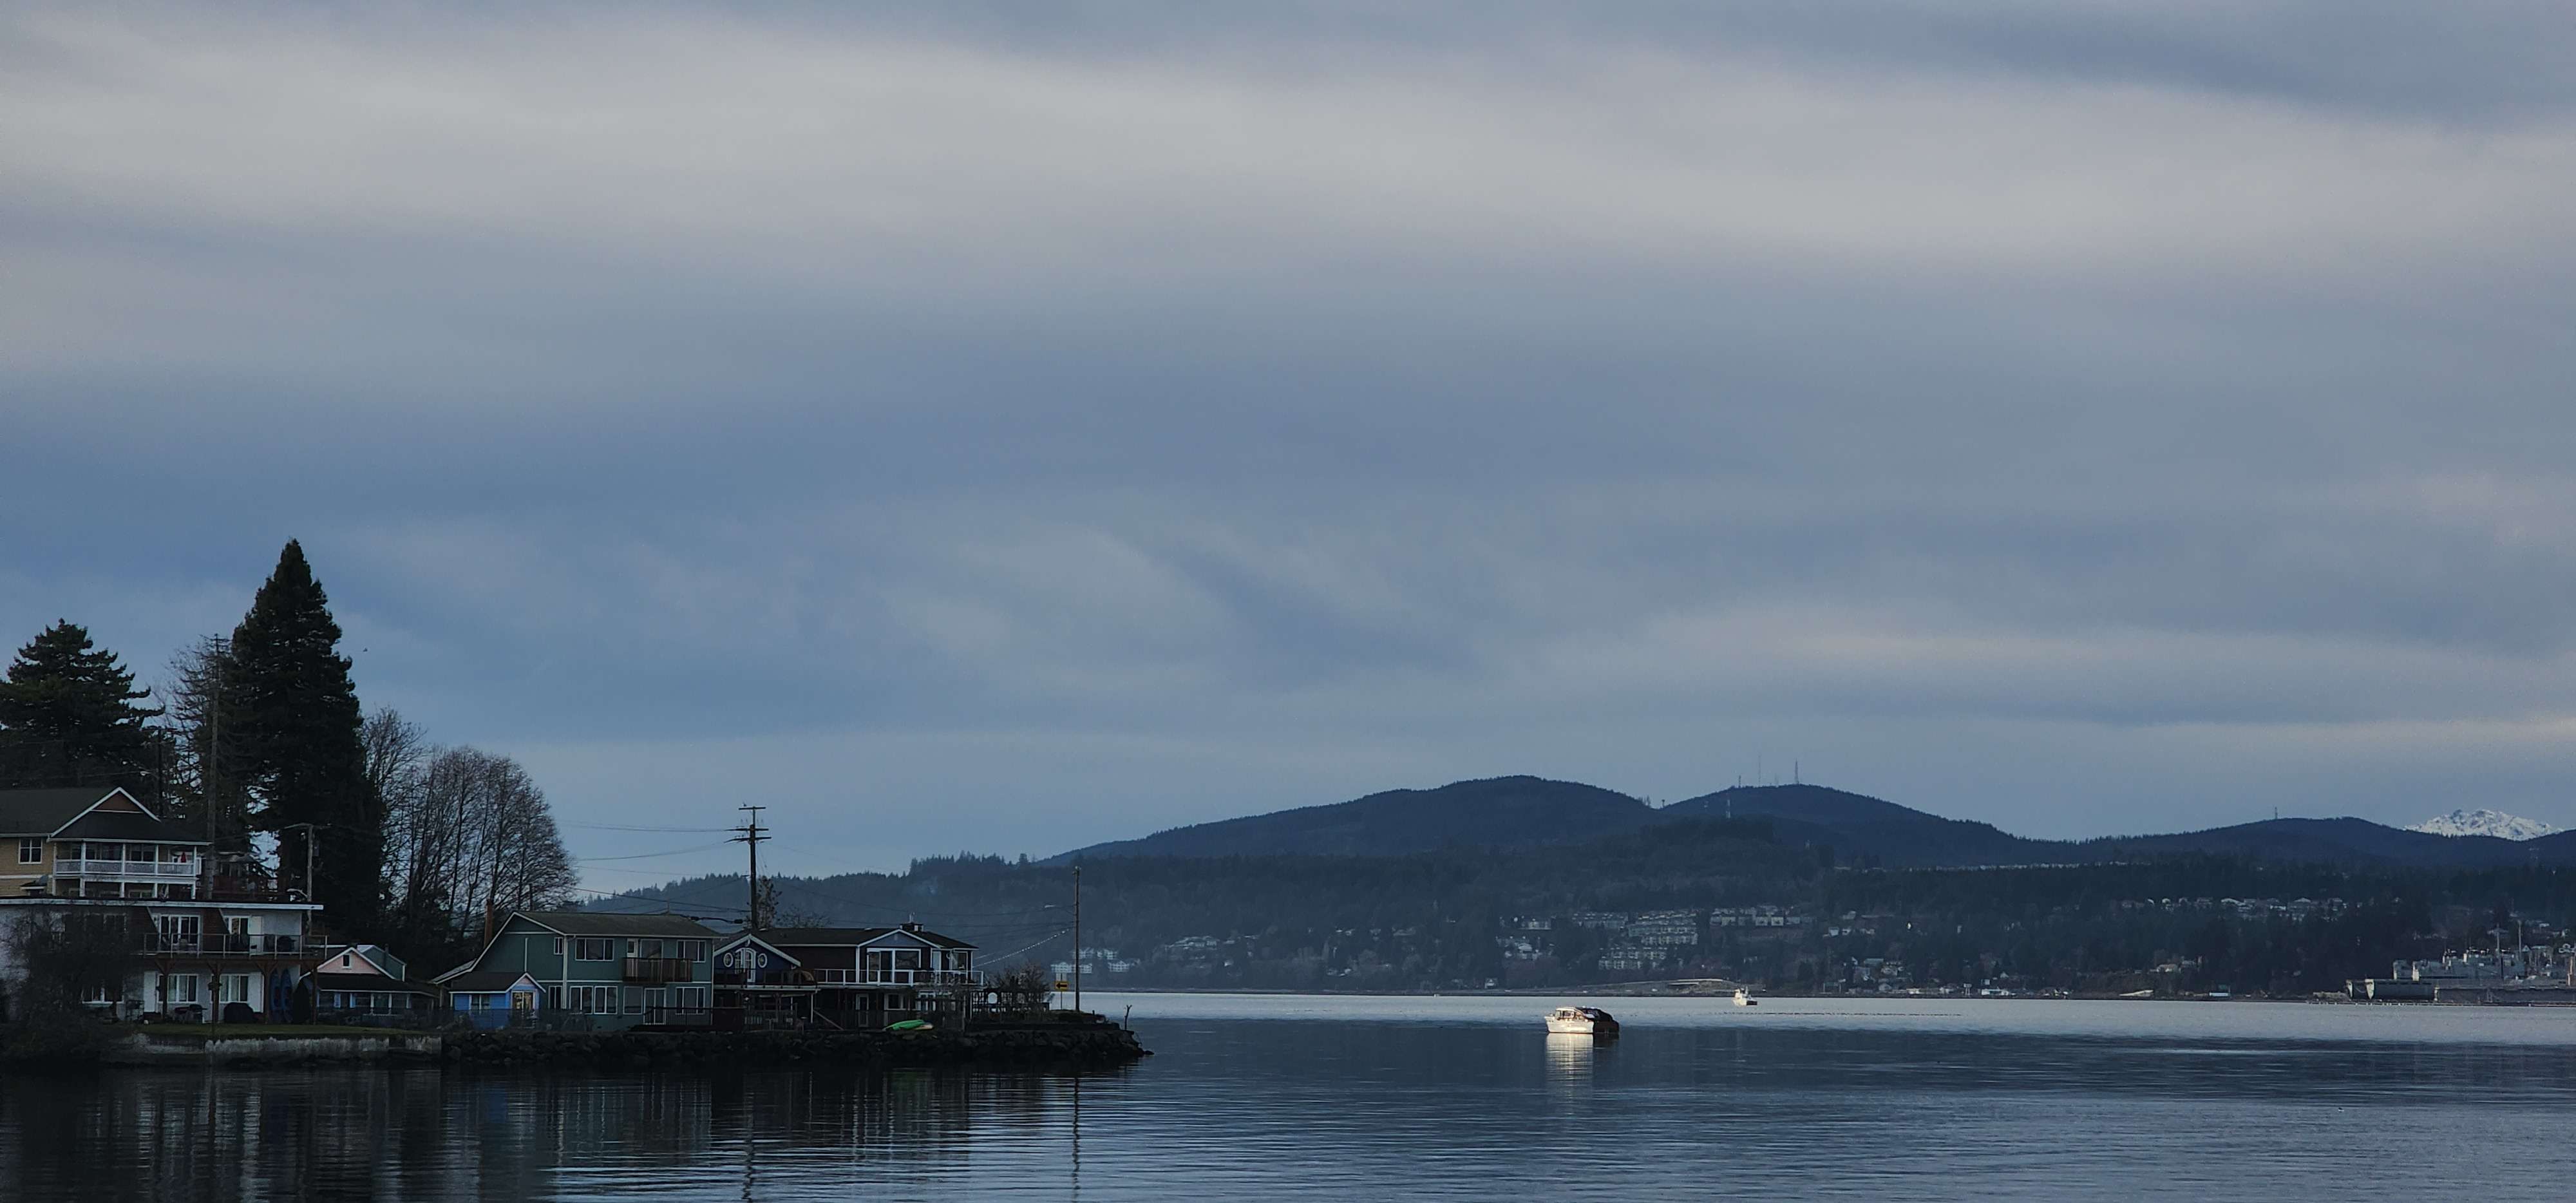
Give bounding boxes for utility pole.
[281,822,319,908]
[1072,864,1083,1015]
[734,805,768,931]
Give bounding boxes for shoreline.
[3,1017,1151,1069]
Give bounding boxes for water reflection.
[1542,1033,1598,1090]
[9,1000,2576,1200]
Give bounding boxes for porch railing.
[147,933,303,956]
[855,968,983,986]
[61,858,202,879]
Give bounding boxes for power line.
[568,823,739,834]
[574,840,735,863]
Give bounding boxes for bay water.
[6,993,2573,1200]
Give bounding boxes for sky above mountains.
[6,3,2573,885]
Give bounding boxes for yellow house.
[0,786,207,900]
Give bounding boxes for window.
[168,974,201,1005]
[218,974,254,1005]
[574,938,614,961]
[567,985,616,1013]
[155,914,201,951]
[16,838,39,864]
[553,937,565,956]
[681,940,708,961]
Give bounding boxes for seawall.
[443,1022,1149,1070]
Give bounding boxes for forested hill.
[1050,777,2576,872]
[1050,775,1662,860]
[604,816,2576,999]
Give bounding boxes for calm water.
[8,994,2576,1200]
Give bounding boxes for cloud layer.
[6,3,2573,878]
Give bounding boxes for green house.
[436,911,719,1029]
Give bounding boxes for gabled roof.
[0,787,133,836]
[444,971,543,994]
[318,944,406,980]
[513,911,720,938]
[58,810,200,842]
[712,932,802,966]
[450,909,721,978]
[310,969,437,995]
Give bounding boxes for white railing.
[857,968,983,986]
[62,858,200,879]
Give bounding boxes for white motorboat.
[1544,1005,1620,1037]
[1733,989,1757,1007]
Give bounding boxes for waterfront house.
[310,943,437,1023]
[0,786,321,1021]
[436,910,718,1030]
[2,786,205,900]
[442,971,548,1028]
[710,923,980,1030]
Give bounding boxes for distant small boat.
[1544,1006,1619,1037]
[1732,989,1757,1007]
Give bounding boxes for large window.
[16,838,39,864]
[679,940,707,961]
[574,938,614,961]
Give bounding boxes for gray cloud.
[3,2,2573,872]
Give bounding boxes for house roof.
[311,969,436,995]
[0,788,122,836]
[57,810,200,842]
[710,932,802,965]
[0,786,204,842]
[444,971,542,994]
[761,925,977,951]
[516,911,720,938]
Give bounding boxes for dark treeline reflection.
[0,1065,1104,1202]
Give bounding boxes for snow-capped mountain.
[2408,809,2562,840]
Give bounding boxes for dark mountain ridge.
[1055,777,2576,871]
[1052,775,1658,861]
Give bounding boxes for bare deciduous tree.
[372,723,578,965]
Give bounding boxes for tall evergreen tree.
[230,541,385,934]
[0,621,162,791]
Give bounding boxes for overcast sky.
[6,2,2573,888]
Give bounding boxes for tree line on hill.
[0,540,573,969]
[614,819,2571,997]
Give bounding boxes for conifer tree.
[229,541,385,934]
[0,620,162,791]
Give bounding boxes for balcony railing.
[853,968,982,987]
[147,933,303,956]
[621,956,696,983]
[61,858,201,879]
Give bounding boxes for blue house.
[442,971,547,1028]
[437,910,720,1030]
